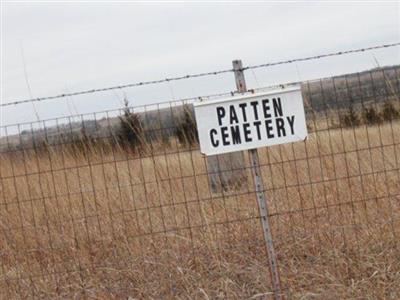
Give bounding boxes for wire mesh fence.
[0,65,399,298]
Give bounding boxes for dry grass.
[0,120,399,299]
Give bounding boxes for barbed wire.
[1,42,399,108]
[242,42,400,70]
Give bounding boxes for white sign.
[194,87,308,155]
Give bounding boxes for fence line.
[0,61,399,298]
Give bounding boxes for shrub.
[339,105,360,127]
[362,106,381,125]
[117,98,144,151]
[176,104,198,147]
[381,101,399,121]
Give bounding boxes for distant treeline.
[303,65,399,112]
[1,65,399,153]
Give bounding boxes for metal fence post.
[232,60,283,300]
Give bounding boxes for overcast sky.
[1,1,399,128]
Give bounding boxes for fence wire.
[2,42,399,107]
[0,66,399,299]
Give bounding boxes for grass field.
[0,120,399,299]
